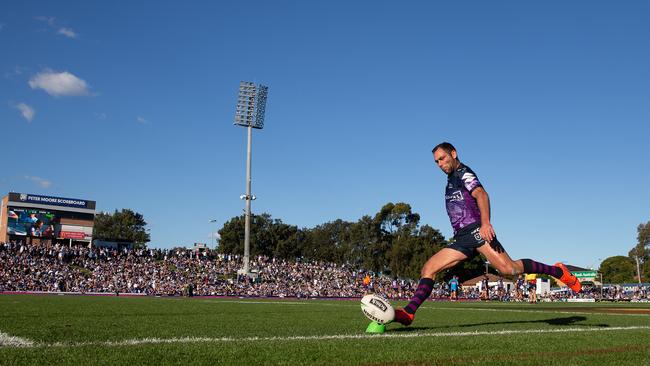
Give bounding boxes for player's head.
[432,142,459,174]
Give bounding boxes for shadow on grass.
[390,315,610,332]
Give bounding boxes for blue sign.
[9,192,93,209]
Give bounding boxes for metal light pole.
[234,81,268,277]
[635,255,642,284]
[209,219,217,249]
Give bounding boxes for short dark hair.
[432,142,456,155]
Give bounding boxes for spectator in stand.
[480,274,489,301]
[0,241,617,303]
[526,273,537,303]
[0,241,419,299]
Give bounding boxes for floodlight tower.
[234,81,268,277]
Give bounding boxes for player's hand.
[480,223,495,243]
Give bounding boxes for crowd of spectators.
[0,241,419,299]
[2,241,648,302]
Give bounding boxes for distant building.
[461,273,515,293]
[192,242,208,253]
[1,192,96,245]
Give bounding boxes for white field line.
[204,300,311,305]
[200,300,368,307]
[0,332,34,347]
[433,306,650,317]
[4,325,650,349]
[205,299,650,316]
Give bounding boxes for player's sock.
[521,259,563,278]
[404,278,434,315]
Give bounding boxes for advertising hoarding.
[8,192,95,210]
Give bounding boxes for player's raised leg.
[393,248,467,326]
[477,240,581,293]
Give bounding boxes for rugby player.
[393,142,581,326]
[449,275,459,301]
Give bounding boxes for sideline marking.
[200,299,354,307]
[433,306,650,317]
[204,299,650,316]
[207,300,310,305]
[4,325,650,349]
[0,332,34,347]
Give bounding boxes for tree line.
[217,202,486,281]
[92,206,650,284]
[93,209,150,248]
[599,222,650,284]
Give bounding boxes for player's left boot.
[555,262,582,293]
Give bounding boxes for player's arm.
[471,186,495,243]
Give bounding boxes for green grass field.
[1,295,650,365]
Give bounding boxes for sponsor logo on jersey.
[445,190,463,202]
[471,227,483,242]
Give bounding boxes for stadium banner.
[567,298,596,302]
[572,271,597,279]
[59,231,87,239]
[8,192,96,210]
[619,283,650,292]
[59,224,92,235]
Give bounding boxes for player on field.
[393,142,581,326]
[480,274,489,301]
[449,275,459,301]
[526,273,538,303]
[497,276,505,301]
[515,274,525,302]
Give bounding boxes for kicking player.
[393,142,581,326]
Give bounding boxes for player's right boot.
[555,262,582,293]
[392,308,414,326]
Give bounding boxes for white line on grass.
[432,306,650,317]
[0,332,34,347]
[200,299,367,307]
[6,325,650,349]
[200,299,650,316]
[205,300,311,305]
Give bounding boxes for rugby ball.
[360,294,394,324]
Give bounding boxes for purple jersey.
[445,163,482,234]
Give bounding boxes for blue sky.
[2,1,649,269]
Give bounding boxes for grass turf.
[1,295,649,365]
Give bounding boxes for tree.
[348,215,380,269]
[274,228,306,260]
[367,202,421,273]
[217,215,246,255]
[93,209,150,246]
[388,224,446,279]
[215,202,457,281]
[303,219,353,263]
[599,256,637,284]
[217,213,298,258]
[629,222,650,262]
[374,202,420,236]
